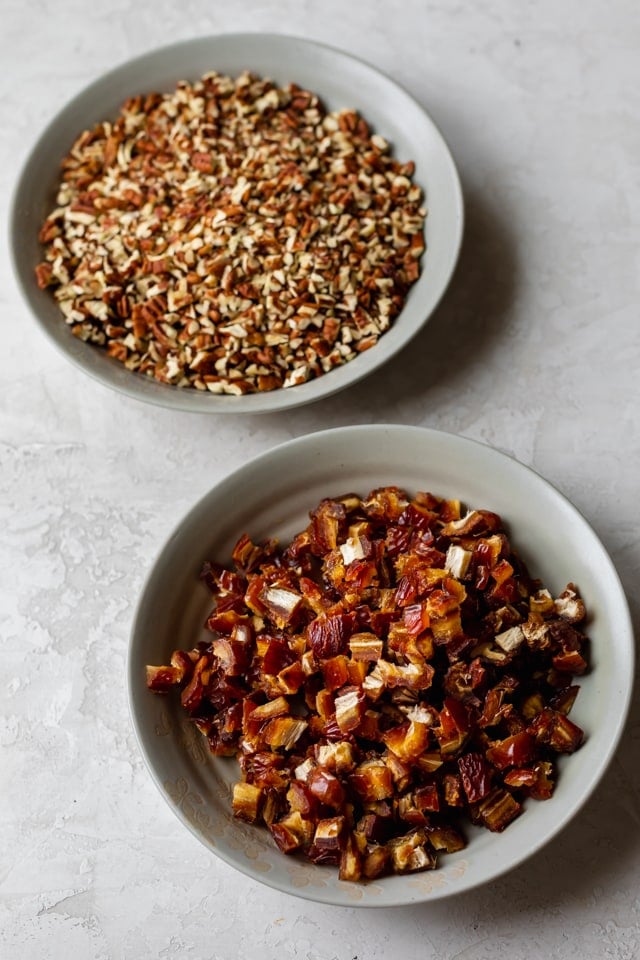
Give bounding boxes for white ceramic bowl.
[128,425,634,906]
[10,34,463,414]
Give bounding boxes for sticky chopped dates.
[146,486,589,881]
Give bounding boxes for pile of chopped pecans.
[35,71,426,394]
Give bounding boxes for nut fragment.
[147,486,590,880]
[36,72,426,394]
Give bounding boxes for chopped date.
[307,613,355,659]
[485,732,538,770]
[458,752,493,802]
[146,485,590,880]
[471,787,522,832]
[504,761,555,800]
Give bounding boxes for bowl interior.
[11,34,463,413]
[128,425,634,905]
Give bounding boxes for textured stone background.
[1,1,639,957]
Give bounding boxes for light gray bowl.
[10,33,463,414]
[128,424,634,905]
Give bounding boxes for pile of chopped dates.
[147,486,589,881]
[36,71,425,394]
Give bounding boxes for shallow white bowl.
[128,424,634,906]
[10,34,463,414]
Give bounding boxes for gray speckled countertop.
[2,1,639,957]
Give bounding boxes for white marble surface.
[2,1,639,957]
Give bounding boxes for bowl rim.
[9,32,464,415]
[127,423,635,905]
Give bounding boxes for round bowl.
[128,424,634,905]
[10,34,463,414]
